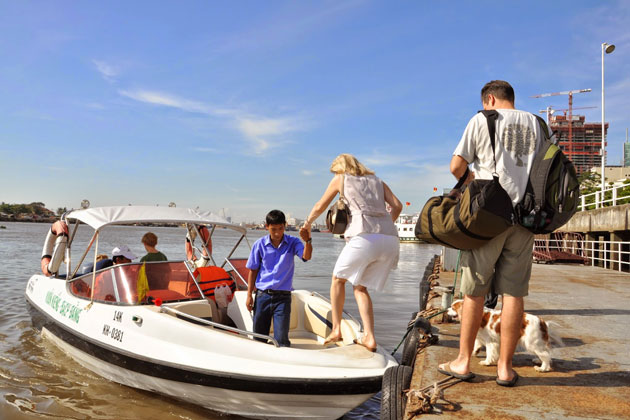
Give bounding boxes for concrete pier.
[406,263,630,419]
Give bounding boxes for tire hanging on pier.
[380,365,412,420]
[400,326,420,367]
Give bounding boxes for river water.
[0,221,441,419]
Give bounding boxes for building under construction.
[549,114,608,175]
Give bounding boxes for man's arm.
[245,268,259,312]
[299,229,312,261]
[450,155,474,185]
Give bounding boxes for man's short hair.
[481,80,515,105]
[112,255,126,264]
[142,232,158,247]
[266,210,286,226]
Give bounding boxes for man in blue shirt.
[246,210,313,347]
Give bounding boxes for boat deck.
[406,263,630,419]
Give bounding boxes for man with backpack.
[438,80,551,387]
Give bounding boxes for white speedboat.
[395,213,421,243]
[25,206,397,419]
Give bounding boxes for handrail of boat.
[223,258,248,289]
[310,291,364,333]
[158,305,280,347]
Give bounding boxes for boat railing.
[310,291,364,333]
[159,305,280,347]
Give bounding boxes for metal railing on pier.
[533,237,630,272]
[579,181,630,211]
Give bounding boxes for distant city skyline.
[1,1,629,222]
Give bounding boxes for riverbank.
[407,263,630,419]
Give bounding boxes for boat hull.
[25,275,391,419]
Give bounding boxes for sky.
[1,1,629,223]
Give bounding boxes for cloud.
[93,60,119,82]
[120,88,305,154]
[302,170,314,176]
[119,89,234,116]
[237,117,301,153]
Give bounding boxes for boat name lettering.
[45,291,82,324]
[113,310,123,323]
[102,324,124,343]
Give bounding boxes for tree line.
[0,202,67,216]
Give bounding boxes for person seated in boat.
[186,225,213,268]
[140,232,167,262]
[111,245,137,264]
[245,210,313,347]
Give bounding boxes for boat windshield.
[67,261,201,305]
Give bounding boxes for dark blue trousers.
[253,290,292,347]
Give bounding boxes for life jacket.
[192,266,236,300]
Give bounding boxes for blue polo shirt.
[246,234,305,291]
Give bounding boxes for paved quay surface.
[406,263,630,420]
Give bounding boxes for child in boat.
[140,232,167,262]
[245,210,312,347]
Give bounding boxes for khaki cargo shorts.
[459,225,534,298]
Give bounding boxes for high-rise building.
[548,114,608,175]
[624,142,630,167]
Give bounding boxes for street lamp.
[601,42,615,199]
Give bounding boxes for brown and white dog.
[447,299,563,372]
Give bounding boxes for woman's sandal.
[323,334,343,346]
[353,338,377,352]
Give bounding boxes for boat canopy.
[63,206,246,234]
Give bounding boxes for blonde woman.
[301,154,402,351]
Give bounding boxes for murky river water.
[0,222,440,419]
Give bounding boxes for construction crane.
[532,89,592,160]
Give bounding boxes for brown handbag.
[325,175,350,234]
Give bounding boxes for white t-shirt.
[453,109,549,206]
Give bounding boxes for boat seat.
[146,289,186,302]
[227,291,253,332]
[304,299,333,338]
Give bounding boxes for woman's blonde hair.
[329,153,374,176]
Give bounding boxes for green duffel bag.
[415,110,516,250]
[415,169,515,250]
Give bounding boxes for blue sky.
[1,1,629,223]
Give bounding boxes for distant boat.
[395,213,421,243]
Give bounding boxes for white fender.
[186,226,211,267]
[42,229,56,259]
[42,230,67,275]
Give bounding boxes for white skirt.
[333,233,399,292]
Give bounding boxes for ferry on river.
[395,213,421,243]
[25,206,396,419]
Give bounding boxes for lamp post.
[601,42,615,200]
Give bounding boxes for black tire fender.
[381,365,413,420]
[400,327,420,367]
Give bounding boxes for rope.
[390,308,447,355]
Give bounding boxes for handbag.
[414,110,515,250]
[325,175,350,234]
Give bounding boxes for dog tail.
[546,321,564,348]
